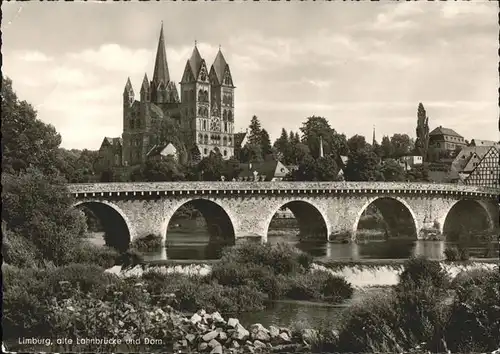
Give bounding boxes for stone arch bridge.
[68,182,499,248]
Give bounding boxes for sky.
[2,1,499,150]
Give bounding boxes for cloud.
[440,3,494,19]
[68,44,153,74]
[16,50,53,62]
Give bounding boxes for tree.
[299,116,348,159]
[347,134,368,154]
[415,102,430,161]
[2,77,63,176]
[247,115,262,146]
[390,133,412,158]
[133,157,185,182]
[2,169,88,266]
[260,129,273,158]
[380,136,395,158]
[291,155,340,181]
[344,148,382,181]
[379,159,406,182]
[239,143,263,163]
[195,150,226,181]
[406,163,430,182]
[273,128,291,161]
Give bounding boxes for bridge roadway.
[67,182,499,247]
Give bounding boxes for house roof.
[147,142,177,157]
[451,146,491,173]
[238,160,289,181]
[429,126,463,138]
[469,139,500,147]
[464,146,500,186]
[103,137,122,146]
[234,131,247,148]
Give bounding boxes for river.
[132,231,498,262]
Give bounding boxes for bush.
[220,242,309,275]
[444,245,470,261]
[117,248,144,268]
[130,234,163,252]
[444,268,500,353]
[69,243,119,268]
[398,256,450,289]
[2,229,39,268]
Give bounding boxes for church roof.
[141,73,149,91]
[189,45,203,78]
[124,77,133,93]
[152,23,171,85]
[429,126,463,138]
[212,49,228,84]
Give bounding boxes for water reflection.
[87,231,498,262]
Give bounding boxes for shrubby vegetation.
[314,257,500,354]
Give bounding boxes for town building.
[237,161,290,181]
[451,146,495,181]
[468,139,500,148]
[95,137,123,172]
[428,126,467,162]
[98,23,236,168]
[463,146,499,188]
[146,142,178,162]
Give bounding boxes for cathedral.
[98,23,236,169]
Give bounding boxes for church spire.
[319,136,324,158]
[152,22,170,85]
[372,125,376,145]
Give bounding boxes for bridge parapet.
[67,181,499,199]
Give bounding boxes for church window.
[224,122,228,132]
[201,72,207,82]
[198,133,203,143]
[223,136,228,146]
[204,134,209,144]
[198,89,203,101]
[228,137,232,145]
[228,111,233,122]
[114,154,119,165]
[203,120,207,130]
[223,110,228,120]
[204,148,208,155]
[224,150,227,157]
[198,107,203,116]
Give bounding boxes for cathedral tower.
[209,47,235,159]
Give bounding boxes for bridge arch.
[162,198,236,246]
[266,200,330,242]
[73,200,133,251]
[440,199,497,241]
[353,196,418,241]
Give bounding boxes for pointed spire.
[141,73,149,91]
[152,22,170,85]
[189,44,203,78]
[124,77,133,93]
[319,136,324,158]
[372,125,376,145]
[212,47,228,84]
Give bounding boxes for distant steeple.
[152,22,170,85]
[372,125,376,145]
[140,73,150,102]
[189,44,203,78]
[319,136,324,158]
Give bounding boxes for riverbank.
[106,258,499,288]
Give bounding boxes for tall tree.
[2,77,63,176]
[344,148,382,181]
[390,133,412,158]
[347,134,368,154]
[300,116,348,159]
[273,128,291,162]
[260,129,273,158]
[380,136,395,158]
[379,159,406,182]
[247,115,262,146]
[415,102,430,161]
[291,155,340,181]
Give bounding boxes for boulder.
[198,342,208,351]
[252,330,270,342]
[268,325,280,338]
[203,330,219,342]
[279,327,292,337]
[250,323,269,334]
[218,331,228,342]
[197,309,207,317]
[211,311,226,324]
[191,313,202,324]
[230,340,240,349]
[232,324,249,341]
[185,333,196,344]
[227,318,240,328]
[253,340,266,349]
[210,345,223,354]
[208,339,221,349]
[278,332,291,343]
